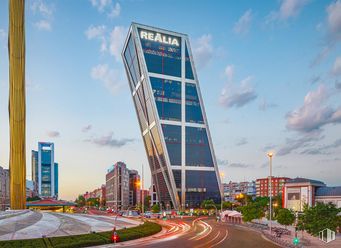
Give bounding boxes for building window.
[162,124,181,165]
[185,83,204,124]
[150,77,181,121]
[186,127,214,167]
[139,29,181,77]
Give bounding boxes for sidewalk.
[255,219,341,247]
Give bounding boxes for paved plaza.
[0,210,141,240]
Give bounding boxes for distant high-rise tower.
[9,0,26,209]
[122,23,222,209]
[31,150,38,194]
[32,142,58,198]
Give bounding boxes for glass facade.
[123,23,221,209]
[151,77,181,121]
[37,142,58,198]
[185,83,204,124]
[186,127,214,167]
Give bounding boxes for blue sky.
[0,0,340,200]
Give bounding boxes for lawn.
[0,221,161,248]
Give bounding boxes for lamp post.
[267,152,273,234]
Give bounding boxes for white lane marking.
[211,229,229,247]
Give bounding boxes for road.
[97,217,279,248]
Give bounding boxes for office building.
[223,181,256,202]
[122,23,222,209]
[31,150,38,195]
[0,166,10,210]
[256,177,290,197]
[149,184,159,207]
[283,178,341,211]
[105,162,130,209]
[32,142,58,199]
[129,170,140,206]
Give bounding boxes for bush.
[0,238,46,248]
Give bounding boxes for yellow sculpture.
[9,0,26,209]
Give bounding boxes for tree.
[87,197,100,207]
[222,201,233,210]
[144,195,151,210]
[26,196,41,202]
[151,204,160,213]
[299,202,340,236]
[75,195,86,207]
[240,202,263,222]
[200,199,215,209]
[277,208,295,228]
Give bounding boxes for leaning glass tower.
[122,23,222,209]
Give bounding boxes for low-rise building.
[256,177,290,197]
[223,181,256,202]
[283,178,341,211]
[0,166,10,210]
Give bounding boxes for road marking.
[195,230,221,248]
[211,229,229,247]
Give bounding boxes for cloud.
[267,0,310,22]
[233,9,253,35]
[85,25,107,52]
[109,26,128,61]
[217,159,229,166]
[47,130,60,138]
[192,34,214,69]
[82,125,92,133]
[85,132,134,148]
[286,85,341,133]
[310,75,321,85]
[229,162,253,168]
[259,98,278,111]
[331,56,341,76]
[91,64,124,94]
[277,130,324,156]
[34,20,51,31]
[235,137,248,146]
[311,1,341,66]
[85,25,106,39]
[31,0,53,17]
[326,0,341,42]
[0,29,6,40]
[219,72,257,109]
[300,138,341,155]
[336,80,341,90]
[108,2,121,18]
[90,0,112,12]
[262,144,277,152]
[31,0,54,31]
[90,0,121,18]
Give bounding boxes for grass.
[0,221,161,248]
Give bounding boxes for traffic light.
[293,237,299,245]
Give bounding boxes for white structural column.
[181,37,186,210]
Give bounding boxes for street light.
[267,152,273,234]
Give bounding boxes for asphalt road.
[102,217,279,248]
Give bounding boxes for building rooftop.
[286,177,325,185]
[316,186,341,197]
[26,198,75,207]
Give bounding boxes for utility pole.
[267,152,273,234]
[141,164,144,219]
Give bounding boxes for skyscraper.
[32,142,58,198]
[31,150,38,195]
[122,23,222,209]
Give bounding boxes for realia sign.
[140,30,180,47]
